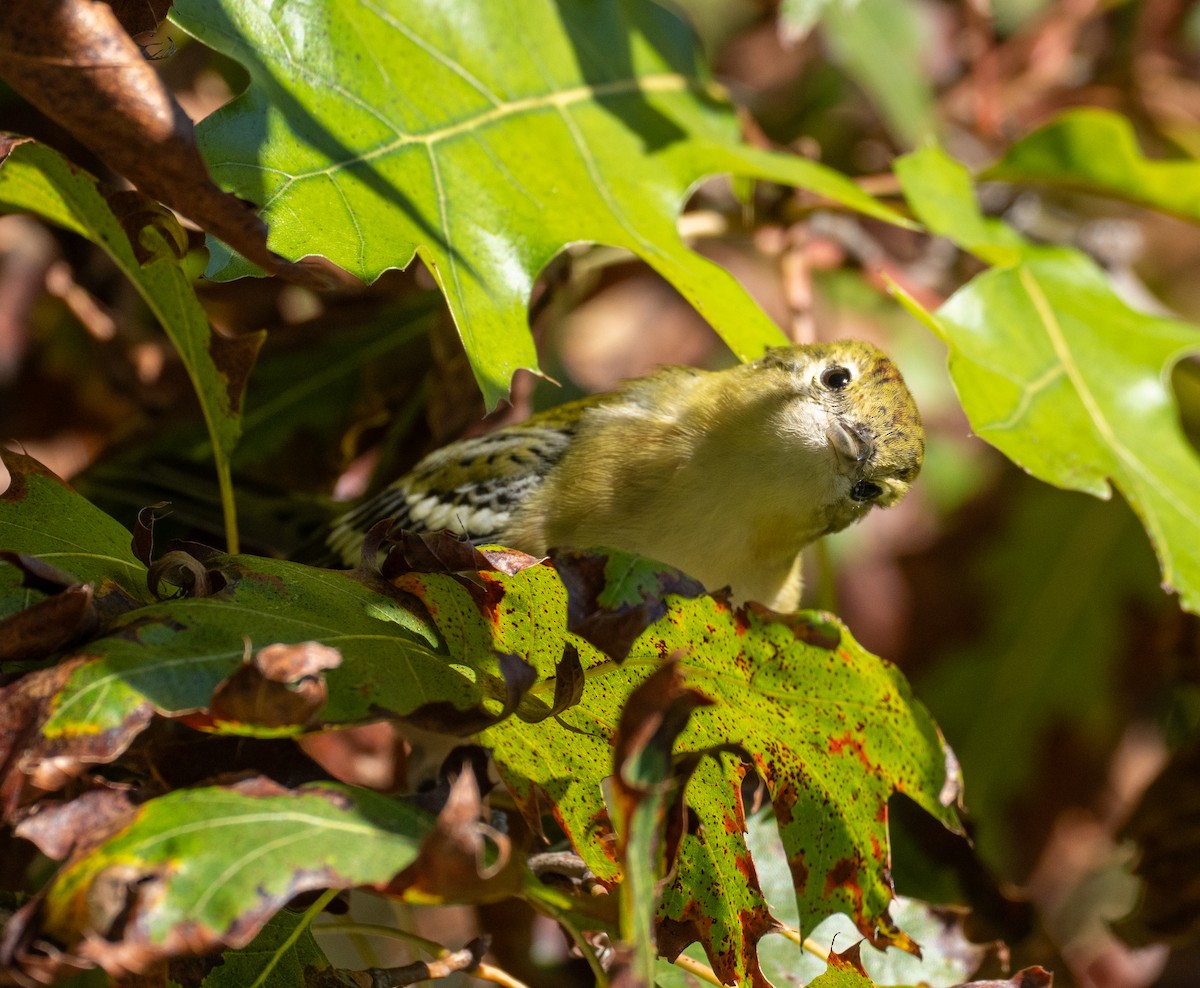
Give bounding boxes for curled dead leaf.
[387,771,520,903]
[210,641,342,730]
[0,0,321,285]
[146,550,221,599]
[555,550,705,663]
[15,788,139,860]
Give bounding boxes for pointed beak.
[826,420,874,471]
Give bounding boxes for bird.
[322,339,924,611]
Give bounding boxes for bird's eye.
[850,480,883,502]
[821,366,852,390]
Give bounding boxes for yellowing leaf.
[479,570,960,981]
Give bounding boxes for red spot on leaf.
[824,855,865,917]
[788,851,809,894]
[829,731,873,769]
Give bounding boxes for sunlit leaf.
[478,560,959,981]
[896,144,1200,613]
[987,107,1200,224]
[170,0,911,406]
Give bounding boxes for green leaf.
[779,0,859,41]
[40,555,455,745]
[41,781,431,966]
[481,570,958,980]
[204,903,331,988]
[169,0,911,406]
[896,145,1200,613]
[986,107,1200,224]
[806,944,876,987]
[657,756,778,987]
[0,449,146,599]
[0,140,258,551]
[892,146,1027,266]
[821,0,936,148]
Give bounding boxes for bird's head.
[752,339,924,533]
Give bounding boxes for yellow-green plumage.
[325,340,923,611]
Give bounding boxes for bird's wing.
[324,421,576,565]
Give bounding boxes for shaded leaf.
[896,145,1200,613]
[821,0,936,148]
[0,449,147,606]
[987,108,1200,224]
[1120,738,1200,947]
[778,0,859,42]
[16,779,432,980]
[914,480,1159,870]
[171,0,911,405]
[203,906,331,988]
[0,1,309,282]
[39,555,456,750]
[0,143,263,552]
[210,642,342,730]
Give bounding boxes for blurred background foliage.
[3,0,1200,985]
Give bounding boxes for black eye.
[821,366,851,390]
[850,480,883,502]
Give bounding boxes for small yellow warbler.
[325,340,923,610]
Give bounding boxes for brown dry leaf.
[0,583,95,662]
[0,657,155,821]
[386,771,520,904]
[0,0,319,285]
[1119,738,1200,946]
[383,529,519,579]
[210,641,342,730]
[554,549,706,663]
[610,659,714,879]
[14,787,138,860]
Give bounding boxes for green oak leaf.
[170,0,910,406]
[986,107,1200,224]
[478,574,959,982]
[896,145,1200,614]
[203,902,330,988]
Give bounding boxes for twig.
[670,952,723,986]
